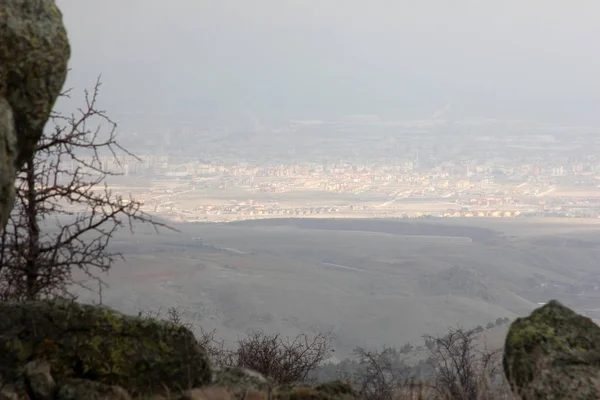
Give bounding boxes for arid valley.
[72,216,600,360]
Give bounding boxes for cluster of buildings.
[104,154,599,222]
[86,120,600,222]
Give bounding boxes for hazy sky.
[56,0,599,124]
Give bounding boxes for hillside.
[71,218,600,358]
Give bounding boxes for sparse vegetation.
[229,330,335,385]
[423,327,505,400]
[301,321,519,400]
[351,346,410,400]
[144,306,334,385]
[0,80,172,301]
[150,306,515,399]
[4,2,599,399]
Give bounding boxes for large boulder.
[0,300,211,396]
[24,360,55,400]
[503,300,600,399]
[54,379,131,400]
[0,0,70,228]
[212,367,272,399]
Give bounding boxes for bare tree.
[352,346,411,400]
[0,78,172,301]
[423,327,505,400]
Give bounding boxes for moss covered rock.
[503,300,600,399]
[0,300,211,396]
[0,0,70,229]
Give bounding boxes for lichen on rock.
[0,300,211,396]
[503,299,600,399]
[0,0,70,228]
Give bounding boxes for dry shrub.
[351,346,410,400]
[141,306,334,385]
[345,327,515,400]
[423,327,513,400]
[231,330,335,384]
[146,308,516,399]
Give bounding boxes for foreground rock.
[24,360,55,400]
[212,367,272,398]
[0,0,70,228]
[3,360,354,400]
[54,379,131,400]
[1,360,131,400]
[211,367,355,399]
[0,301,211,395]
[503,300,600,399]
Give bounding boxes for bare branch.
[0,77,176,301]
[352,346,410,400]
[228,330,335,385]
[423,326,505,400]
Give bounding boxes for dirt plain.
[71,217,600,358]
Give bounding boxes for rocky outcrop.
[54,379,131,400]
[0,300,211,396]
[503,300,600,399]
[24,360,55,400]
[1,360,132,400]
[1,359,355,400]
[0,0,70,228]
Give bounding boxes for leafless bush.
[0,78,172,301]
[148,306,335,385]
[139,307,516,400]
[352,346,411,400]
[227,330,335,384]
[423,327,506,400]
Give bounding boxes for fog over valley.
[3,1,600,398]
[51,0,600,369]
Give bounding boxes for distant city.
[82,116,600,223]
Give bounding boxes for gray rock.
[24,360,55,400]
[0,0,70,228]
[0,98,17,231]
[212,367,271,398]
[213,367,269,386]
[54,379,131,400]
[0,385,20,400]
[503,300,600,399]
